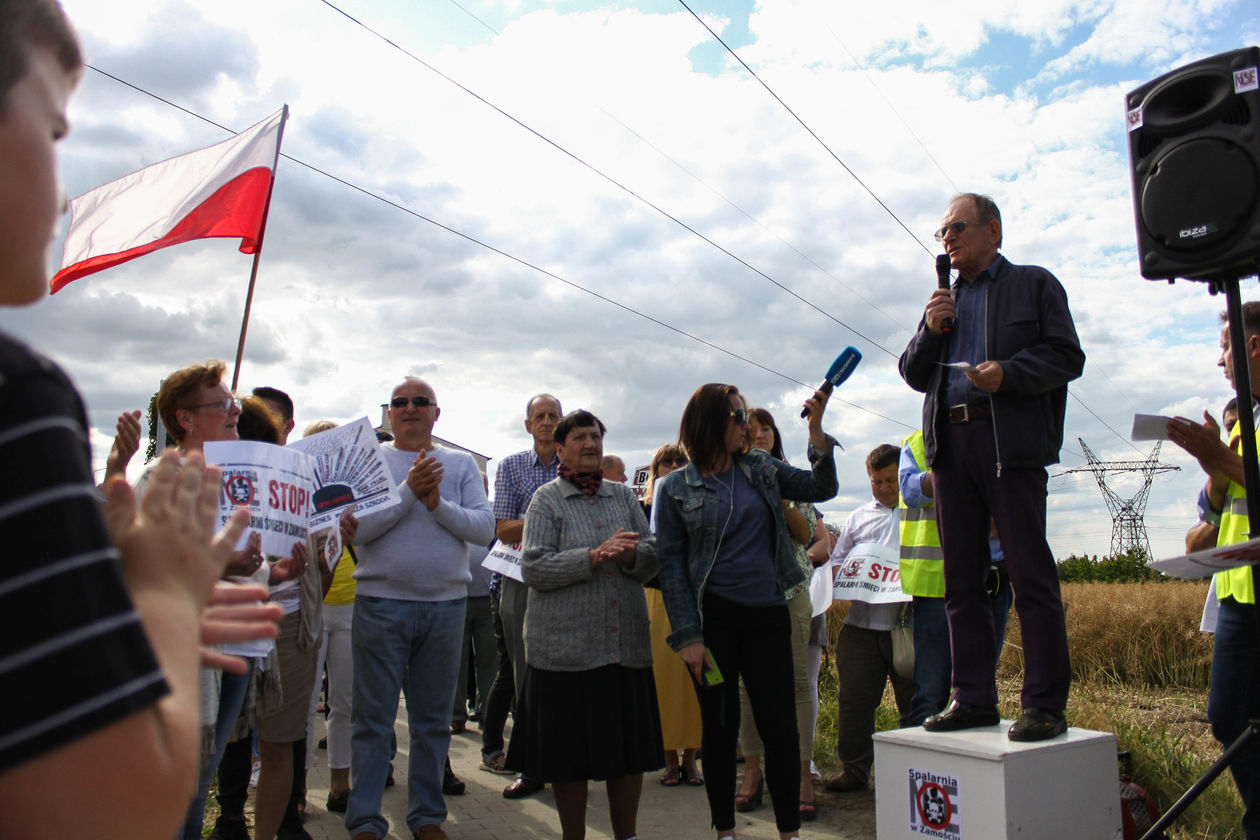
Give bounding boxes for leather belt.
[947,402,991,424]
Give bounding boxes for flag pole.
[230,104,289,391]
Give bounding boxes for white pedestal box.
[872,722,1122,840]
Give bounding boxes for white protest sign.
[481,540,525,582]
[832,542,910,604]
[205,440,317,557]
[288,416,401,530]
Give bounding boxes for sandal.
[799,798,818,821]
[734,778,763,812]
[682,766,705,786]
[659,767,682,787]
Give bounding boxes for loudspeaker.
[1126,46,1260,280]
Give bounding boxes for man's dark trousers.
[934,415,1070,711]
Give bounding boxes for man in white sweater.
[346,377,495,840]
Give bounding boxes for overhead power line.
[80,64,912,430]
[677,0,933,259]
[314,0,898,358]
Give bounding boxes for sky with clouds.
[6,0,1260,562]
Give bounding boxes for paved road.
[291,707,878,840]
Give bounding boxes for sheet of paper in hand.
[287,416,402,529]
[832,542,911,604]
[1148,537,1260,579]
[205,440,317,556]
[481,540,525,582]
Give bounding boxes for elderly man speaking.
[898,192,1084,743]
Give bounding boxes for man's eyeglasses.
[196,397,241,412]
[933,220,984,242]
[390,395,437,409]
[729,409,750,426]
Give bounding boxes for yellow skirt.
[647,588,703,751]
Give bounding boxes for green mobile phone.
[701,647,724,686]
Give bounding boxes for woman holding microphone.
[655,384,838,840]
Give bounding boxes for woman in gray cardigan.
[505,409,662,840]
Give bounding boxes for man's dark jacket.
[898,254,1086,470]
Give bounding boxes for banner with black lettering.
[287,416,401,530]
[481,540,525,582]
[831,542,910,604]
[205,440,318,557]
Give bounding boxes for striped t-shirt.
[0,333,168,772]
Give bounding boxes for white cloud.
[4,0,1251,562]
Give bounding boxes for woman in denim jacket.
[655,383,839,840]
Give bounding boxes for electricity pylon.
[1061,438,1180,559]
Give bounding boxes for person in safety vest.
[898,430,1012,726]
[1167,303,1260,840]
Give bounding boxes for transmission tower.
[1061,438,1180,559]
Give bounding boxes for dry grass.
[817,581,1244,839]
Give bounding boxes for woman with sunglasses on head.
[642,445,704,789]
[735,408,830,821]
[656,385,839,840]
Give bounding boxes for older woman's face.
[748,416,775,454]
[725,393,750,456]
[557,423,604,473]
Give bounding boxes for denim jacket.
[655,442,838,651]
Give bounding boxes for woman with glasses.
[655,384,838,840]
[506,409,661,840]
[735,408,830,821]
[642,444,704,788]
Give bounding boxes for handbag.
[891,602,914,679]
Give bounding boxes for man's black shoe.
[923,700,1000,732]
[1008,708,1067,742]
[443,757,466,795]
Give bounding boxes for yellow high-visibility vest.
[899,431,944,598]
[1216,428,1260,605]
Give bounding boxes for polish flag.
[51,107,288,294]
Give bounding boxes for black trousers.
[694,592,800,834]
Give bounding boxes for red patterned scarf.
[558,463,603,496]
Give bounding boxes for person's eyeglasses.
[196,397,241,411]
[662,457,688,467]
[729,409,750,426]
[390,395,437,409]
[933,220,984,242]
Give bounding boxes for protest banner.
[288,416,401,530]
[832,542,911,604]
[205,440,316,557]
[482,540,525,582]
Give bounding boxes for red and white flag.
[52,107,288,294]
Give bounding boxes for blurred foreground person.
[0,5,277,837]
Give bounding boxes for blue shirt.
[490,445,559,590]
[944,254,1004,407]
[703,465,780,607]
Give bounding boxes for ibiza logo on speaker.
[1178,223,1219,241]
[1236,66,1258,94]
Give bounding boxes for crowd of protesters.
[4,3,1122,840]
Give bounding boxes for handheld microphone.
[936,254,955,332]
[801,346,862,417]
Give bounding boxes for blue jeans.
[347,595,466,838]
[908,569,1013,726]
[1209,596,1260,839]
[178,664,253,840]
